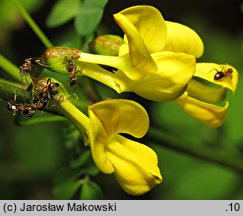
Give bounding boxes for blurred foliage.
[46,0,80,28]
[0,0,44,29]
[0,0,243,199]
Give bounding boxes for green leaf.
[86,164,100,176]
[46,0,80,28]
[70,150,92,169]
[52,167,83,199]
[83,0,109,8]
[53,179,82,200]
[80,180,103,200]
[63,123,81,149]
[53,167,83,185]
[74,7,104,36]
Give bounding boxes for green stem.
[14,0,53,48]
[0,78,25,89]
[55,99,90,132]
[0,54,24,83]
[147,127,243,174]
[0,79,70,125]
[0,80,32,103]
[17,115,67,126]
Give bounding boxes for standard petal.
[129,52,195,101]
[89,99,149,138]
[176,93,229,127]
[114,10,158,79]
[107,135,162,195]
[194,63,239,95]
[115,5,167,53]
[163,21,204,58]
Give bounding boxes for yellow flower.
[176,63,239,127]
[80,5,203,101]
[55,98,162,195]
[43,5,238,128]
[88,99,162,195]
[115,5,203,58]
[44,5,203,102]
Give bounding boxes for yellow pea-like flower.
[176,63,239,127]
[44,5,204,102]
[88,100,162,195]
[56,98,162,195]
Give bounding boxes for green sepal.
[42,46,82,74]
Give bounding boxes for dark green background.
[0,0,243,199]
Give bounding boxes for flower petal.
[114,7,159,79]
[107,135,162,195]
[176,93,229,127]
[89,107,114,174]
[194,63,239,95]
[115,5,167,53]
[163,21,204,58]
[128,52,196,101]
[89,99,149,138]
[88,99,150,173]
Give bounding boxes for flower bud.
[42,46,81,74]
[89,35,123,56]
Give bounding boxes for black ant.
[6,99,49,117]
[19,57,48,78]
[214,66,233,80]
[33,99,48,110]
[6,78,59,118]
[6,102,18,115]
[66,59,78,88]
[6,92,50,118]
[6,102,35,117]
[37,78,60,99]
[19,59,32,77]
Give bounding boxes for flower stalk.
[54,99,90,146]
[0,80,31,103]
[0,54,24,83]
